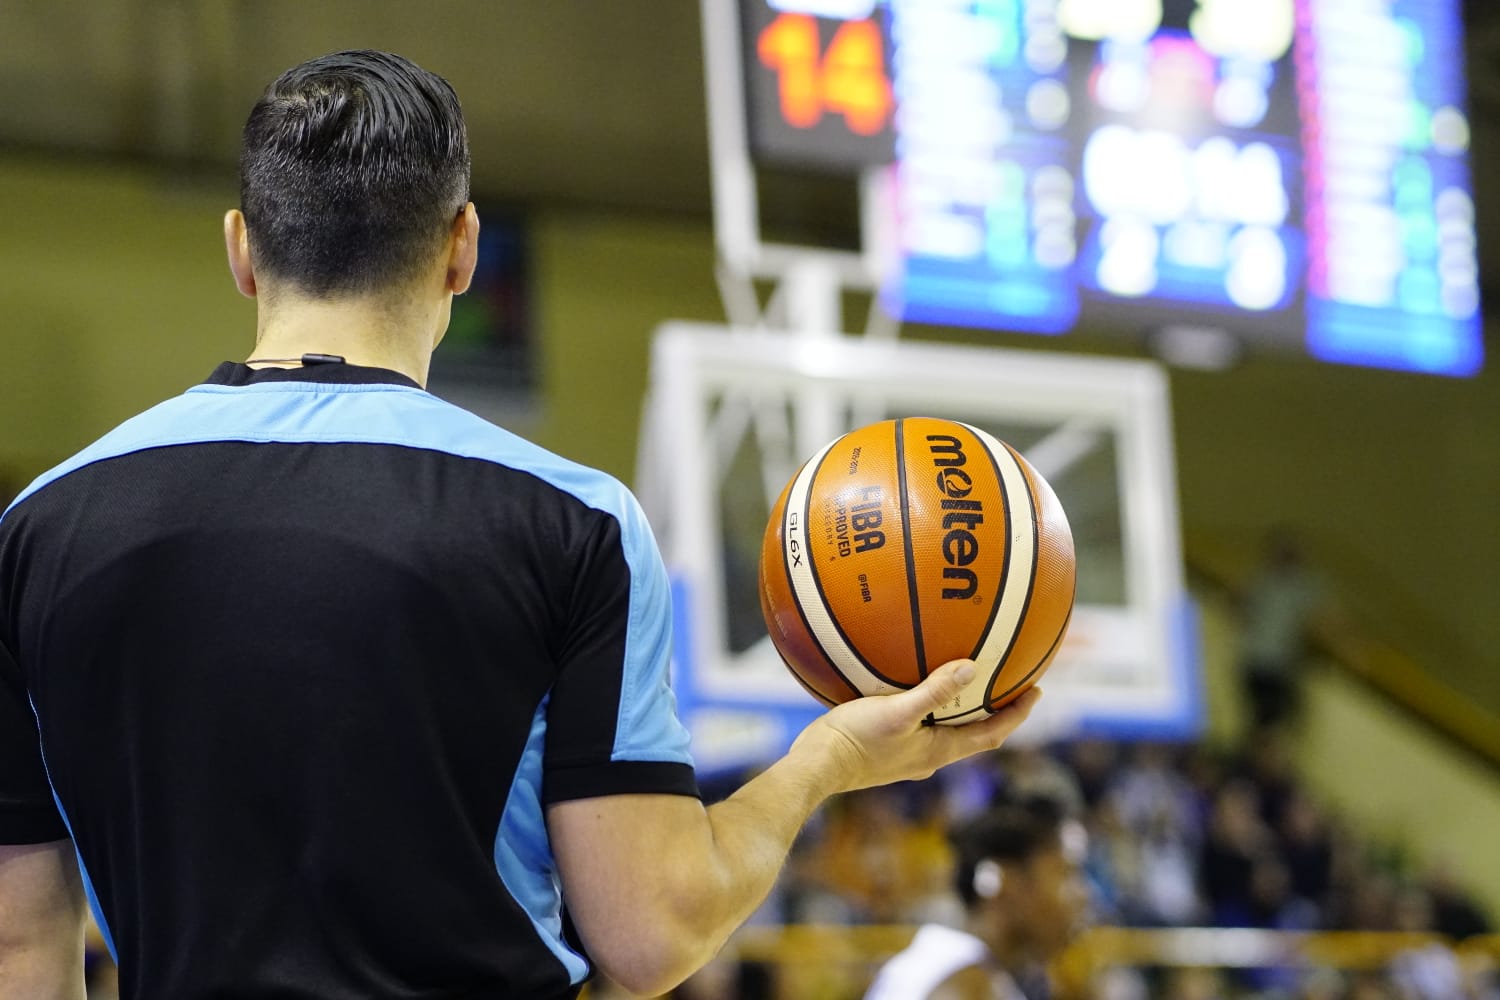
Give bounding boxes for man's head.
[950,796,1089,965]
[235,49,471,300]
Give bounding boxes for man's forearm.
[0,840,87,1000]
[549,665,1038,996]
[0,939,87,1000]
[696,723,855,945]
[662,665,1027,975]
[545,725,857,997]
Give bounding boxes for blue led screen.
[747,0,1483,376]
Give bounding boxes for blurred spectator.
[1244,856,1318,931]
[1065,739,1120,811]
[1279,790,1335,912]
[794,785,953,924]
[1179,745,1227,838]
[1110,744,1202,845]
[1100,745,1206,924]
[1422,860,1492,941]
[1241,731,1298,831]
[1003,747,1088,819]
[1331,868,1401,932]
[1235,527,1329,733]
[1081,798,1133,925]
[1200,779,1275,925]
[864,796,1089,1000]
[1231,856,1320,995]
[1133,807,1203,926]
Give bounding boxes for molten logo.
[936,467,972,498]
[927,433,983,600]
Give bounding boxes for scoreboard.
[741,0,896,168]
[739,0,1483,377]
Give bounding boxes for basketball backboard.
[637,323,1200,774]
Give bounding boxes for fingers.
[998,685,1043,720]
[904,658,977,717]
[814,676,1044,792]
[935,687,1044,762]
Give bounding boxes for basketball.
[758,417,1076,725]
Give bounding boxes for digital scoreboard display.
[740,0,1483,376]
[741,0,897,168]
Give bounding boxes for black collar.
[205,362,423,391]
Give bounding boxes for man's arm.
[0,838,87,1000]
[549,661,1040,997]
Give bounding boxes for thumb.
[904,658,978,720]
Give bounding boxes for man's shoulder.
[866,924,994,1000]
[927,963,1005,1000]
[3,393,202,520]
[5,383,642,531]
[397,392,641,522]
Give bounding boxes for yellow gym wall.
[0,160,249,475]
[2,155,1498,718]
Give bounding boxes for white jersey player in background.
[865,796,1089,1000]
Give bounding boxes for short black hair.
[950,796,1065,908]
[239,49,471,297]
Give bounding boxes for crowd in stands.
[746,729,1497,1000]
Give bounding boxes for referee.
[0,50,1039,999]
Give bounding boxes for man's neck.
[965,914,1025,972]
[247,291,442,386]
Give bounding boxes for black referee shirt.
[0,362,698,999]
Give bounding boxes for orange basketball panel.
[900,417,1010,672]
[801,421,919,687]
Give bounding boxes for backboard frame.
[638,323,1201,773]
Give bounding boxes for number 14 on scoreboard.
[756,10,894,136]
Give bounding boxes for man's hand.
[793,659,1042,794]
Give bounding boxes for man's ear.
[224,210,257,299]
[973,859,1005,899]
[446,202,480,295]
